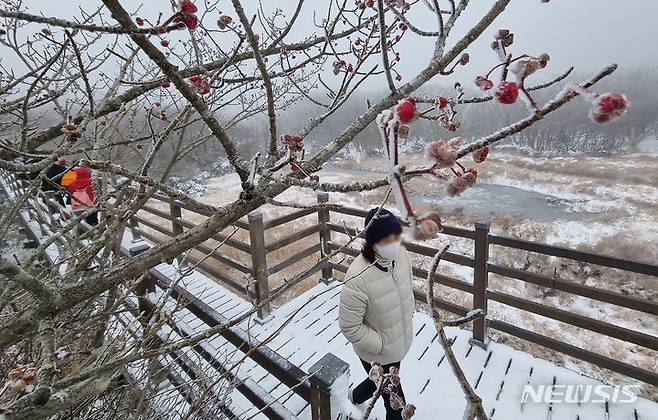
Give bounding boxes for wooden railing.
[131,190,657,388]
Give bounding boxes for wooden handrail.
[176,217,251,253]
[268,243,322,275]
[325,223,474,267]
[141,204,172,220]
[488,262,658,315]
[489,234,658,276]
[263,207,316,230]
[328,205,476,239]
[328,241,475,294]
[4,169,658,388]
[134,215,175,237]
[488,289,658,351]
[265,224,320,254]
[193,241,251,274]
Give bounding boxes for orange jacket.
[65,167,96,205]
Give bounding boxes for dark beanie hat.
[364,208,403,245]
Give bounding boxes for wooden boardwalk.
[120,225,658,419]
[3,170,657,419]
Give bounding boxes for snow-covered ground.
[172,148,657,398]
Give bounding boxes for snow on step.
[246,282,658,420]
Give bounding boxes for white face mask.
[374,240,402,260]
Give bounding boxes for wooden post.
[248,212,272,323]
[129,215,142,242]
[169,199,185,266]
[308,353,350,420]
[317,193,334,284]
[472,221,490,347]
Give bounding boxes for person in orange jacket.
[62,166,98,226]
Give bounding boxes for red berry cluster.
[448,168,477,197]
[188,75,210,95]
[494,80,519,104]
[472,146,489,163]
[413,212,443,240]
[439,115,460,132]
[425,140,457,168]
[174,0,199,30]
[282,134,304,152]
[435,96,449,109]
[355,0,375,9]
[61,122,81,141]
[217,15,232,30]
[333,60,354,75]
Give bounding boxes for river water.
[323,164,587,221]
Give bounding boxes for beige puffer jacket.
[338,248,415,365]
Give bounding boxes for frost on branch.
[376,102,487,240]
[274,134,319,183]
[362,363,414,420]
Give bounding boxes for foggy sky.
[5,0,657,89]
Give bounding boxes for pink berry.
[472,146,489,163]
[188,75,210,95]
[475,75,494,91]
[180,0,198,14]
[282,134,304,152]
[495,81,519,104]
[589,92,630,124]
[425,140,457,167]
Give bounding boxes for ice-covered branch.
[457,64,618,158]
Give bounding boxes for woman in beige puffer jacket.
[339,208,414,420]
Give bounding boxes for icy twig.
[425,245,488,420]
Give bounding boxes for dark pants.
[85,211,98,226]
[352,359,405,420]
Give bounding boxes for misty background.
[5,1,658,175]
